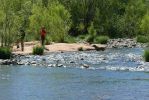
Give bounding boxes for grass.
[33,46,44,55]
[144,49,149,62]
[137,35,149,43]
[0,47,12,59]
[95,36,109,44]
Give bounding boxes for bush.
[64,35,76,43]
[86,22,96,43]
[95,36,109,44]
[86,35,94,43]
[33,46,44,55]
[78,35,86,40]
[0,47,12,59]
[137,35,149,43]
[144,49,149,62]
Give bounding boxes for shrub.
[0,47,12,59]
[144,49,149,62]
[33,46,44,55]
[95,36,109,44]
[86,22,96,43]
[64,35,76,43]
[137,35,149,43]
[78,35,86,40]
[86,35,95,43]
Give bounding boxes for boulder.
[92,44,106,51]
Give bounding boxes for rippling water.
[0,48,149,100]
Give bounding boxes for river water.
[0,48,149,100]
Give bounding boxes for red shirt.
[41,29,46,37]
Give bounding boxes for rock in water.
[82,64,90,69]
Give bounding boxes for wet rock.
[70,61,75,64]
[57,64,64,67]
[31,61,36,64]
[1,60,10,65]
[17,62,24,65]
[82,64,89,68]
[80,58,84,60]
[42,58,46,61]
[48,64,53,67]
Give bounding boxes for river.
[0,48,149,100]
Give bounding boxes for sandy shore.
[12,41,106,55]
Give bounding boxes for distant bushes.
[33,46,44,55]
[86,35,109,44]
[95,36,109,44]
[85,23,109,44]
[144,49,149,62]
[0,47,12,59]
[86,22,96,43]
[137,35,149,43]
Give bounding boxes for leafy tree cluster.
[0,0,149,46]
[60,0,148,38]
[0,0,71,46]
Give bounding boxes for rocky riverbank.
[107,38,148,48]
[0,39,148,67]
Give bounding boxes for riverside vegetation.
[33,46,44,55]
[144,49,149,62]
[0,0,148,60]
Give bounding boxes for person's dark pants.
[41,36,45,46]
[21,39,24,51]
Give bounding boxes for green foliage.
[64,35,76,43]
[33,46,44,55]
[143,49,149,62]
[140,12,149,35]
[0,0,148,45]
[95,36,109,44]
[45,36,52,45]
[0,47,11,59]
[0,0,32,46]
[137,35,149,43]
[86,22,96,43]
[29,1,71,42]
[60,0,147,38]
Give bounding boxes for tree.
[140,12,149,35]
[0,0,32,47]
[29,0,72,42]
[116,0,146,37]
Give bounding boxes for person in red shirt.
[40,27,46,46]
